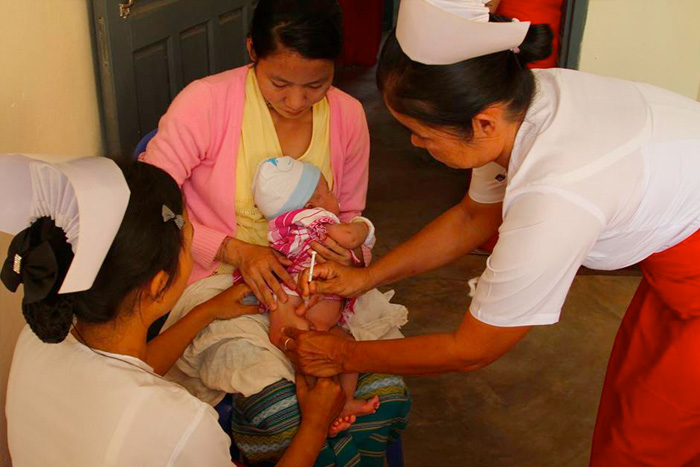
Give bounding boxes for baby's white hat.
[253,156,321,220]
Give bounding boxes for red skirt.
[591,228,700,465]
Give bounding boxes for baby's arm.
[326,217,375,263]
[326,222,369,250]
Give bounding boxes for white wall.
[0,0,103,465]
[579,0,700,101]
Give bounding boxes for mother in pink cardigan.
[141,0,410,464]
[142,1,369,311]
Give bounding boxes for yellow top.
[233,69,333,245]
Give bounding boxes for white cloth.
[163,275,408,402]
[345,289,407,341]
[468,68,700,327]
[6,326,234,467]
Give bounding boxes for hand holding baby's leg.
[327,327,380,437]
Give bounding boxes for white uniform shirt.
[468,69,700,327]
[6,326,234,467]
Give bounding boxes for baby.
[253,156,379,434]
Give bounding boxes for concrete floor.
[335,66,641,467]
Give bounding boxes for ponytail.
[490,15,553,67]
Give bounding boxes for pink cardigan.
[141,65,370,285]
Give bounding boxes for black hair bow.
[1,228,60,304]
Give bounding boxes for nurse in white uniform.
[285,0,700,464]
[1,157,346,466]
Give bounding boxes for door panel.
[133,42,171,137]
[180,24,211,87]
[92,0,254,160]
[218,9,249,72]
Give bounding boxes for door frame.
[91,0,129,158]
[559,0,589,69]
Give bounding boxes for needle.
[308,251,317,283]
[303,251,318,307]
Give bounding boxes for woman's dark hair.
[20,162,185,343]
[377,15,553,140]
[250,0,343,60]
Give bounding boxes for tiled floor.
[335,65,641,467]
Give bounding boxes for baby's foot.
[342,394,380,418]
[329,415,356,437]
[328,396,381,437]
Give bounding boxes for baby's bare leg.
[305,306,364,400]
[292,300,380,436]
[303,299,344,331]
[325,326,380,436]
[268,295,309,350]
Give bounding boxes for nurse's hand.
[294,262,373,316]
[283,328,350,377]
[204,284,260,320]
[220,238,296,311]
[295,373,345,432]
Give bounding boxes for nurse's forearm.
[145,305,215,375]
[368,196,501,288]
[341,313,530,375]
[276,423,327,467]
[343,334,482,375]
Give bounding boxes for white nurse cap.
[0,155,130,296]
[396,0,530,65]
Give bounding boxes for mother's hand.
[283,327,351,377]
[222,238,296,310]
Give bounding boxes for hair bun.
[3,217,77,343]
[517,23,554,66]
[23,295,75,343]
